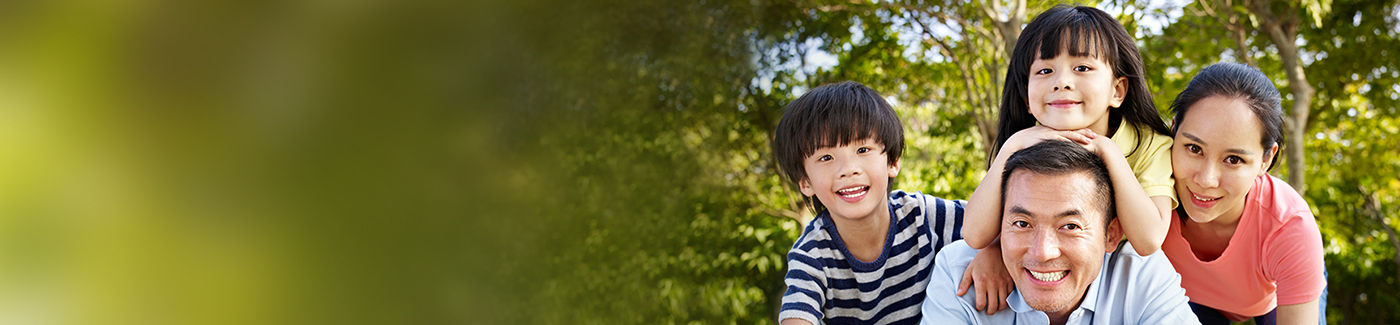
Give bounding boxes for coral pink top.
[1162,175,1326,321]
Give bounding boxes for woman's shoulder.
[1249,175,1316,227]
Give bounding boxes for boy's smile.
[835,185,870,203]
[799,138,899,223]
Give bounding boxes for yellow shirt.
[1110,119,1178,208]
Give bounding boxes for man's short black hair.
[999,140,1116,225]
[772,81,903,209]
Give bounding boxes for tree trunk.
[1253,0,1313,194]
[978,0,1025,157]
[983,0,1025,60]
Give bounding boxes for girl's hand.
[1079,133,1123,159]
[957,244,1013,315]
[1004,125,1096,153]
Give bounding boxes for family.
[774,5,1326,325]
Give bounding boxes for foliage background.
[0,0,1393,324]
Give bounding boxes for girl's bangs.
[1036,21,1115,62]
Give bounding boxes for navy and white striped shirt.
[779,190,965,325]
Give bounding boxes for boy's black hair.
[1001,139,1117,227]
[1170,62,1284,172]
[772,81,904,211]
[994,5,1172,162]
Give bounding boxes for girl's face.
[1026,52,1128,135]
[1171,95,1276,226]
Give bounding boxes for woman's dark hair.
[994,5,1171,162]
[772,81,904,210]
[1169,62,1285,171]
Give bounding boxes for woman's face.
[1171,95,1277,225]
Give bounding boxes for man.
[921,140,1199,325]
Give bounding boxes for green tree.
[1297,0,1400,322]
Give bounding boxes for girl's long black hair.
[993,5,1172,163]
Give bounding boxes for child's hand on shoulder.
[1005,125,1096,153]
[958,244,1013,315]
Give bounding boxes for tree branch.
[1361,186,1400,284]
[1200,0,1259,67]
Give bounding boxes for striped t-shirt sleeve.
[923,194,966,254]
[779,221,826,324]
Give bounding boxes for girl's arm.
[961,145,1014,249]
[1085,136,1171,255]
[963,126,1096,249]
[1276,299,1320,325]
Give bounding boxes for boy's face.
[799,138,899,222]
[1026,52,1127,135]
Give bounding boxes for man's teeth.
[1029,270,1067,282]
[838,186,868,198]
[1193,194,1220,202]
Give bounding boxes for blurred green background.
[0,0,1394,324]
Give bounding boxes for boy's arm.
[1086,136,1170,255]
[780,319,814,325]
[779,247,827,325]
[964,126,1097,249]
[957,240,1012,315]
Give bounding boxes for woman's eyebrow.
[1182,132,1208,145]
[1182,132,1255,155]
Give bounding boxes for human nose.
[837,155,863,178]
[1053,74,1073,91]
[1027,229,1061,261]
[1194,162,1220,189]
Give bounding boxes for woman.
[1160,62,1327,325]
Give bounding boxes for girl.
[962,5,1176,257]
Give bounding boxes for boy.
[773,81,1008,325]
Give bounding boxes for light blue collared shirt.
[920,240,1200,325]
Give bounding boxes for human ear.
[1259,144,1280,175]
[888,158,901,178]
[1108,76,1128,108]
[799,178,815,197]
[1103,218,1123,253]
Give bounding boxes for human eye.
[1035,68,1052,75]
[1074,65,1092,72]
[1183,144,1202,155]
[1011,220,1030,228]
[1225,155,1244,165]
[857,147,871,154]
[817,154,832,162]
[1061,222,1082,230]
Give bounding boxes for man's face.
[1000,170,1121,317]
